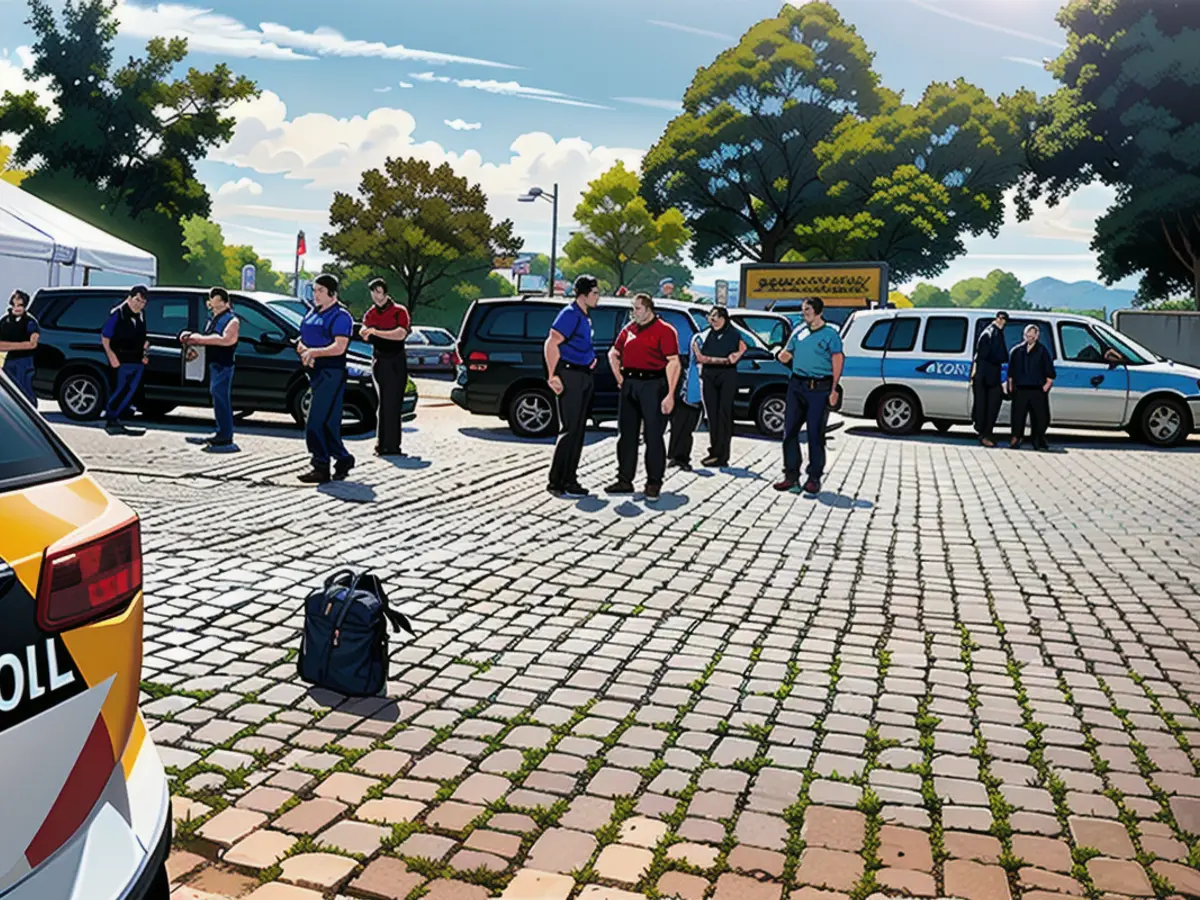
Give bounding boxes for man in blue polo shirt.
[775,297,844,495]
[296,273,355,484]
[545,274,600,498]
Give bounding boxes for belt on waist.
[622,368,666,379]
[792,375,834,387]
[558,361,593,373]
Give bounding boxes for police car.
[840,308,1200,447]
[0,371,170,898]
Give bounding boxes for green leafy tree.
[322,158,523,317]
[949,269,1031,309]
[801,81,1035,282]
[909,283,953,307]
[640,2,888,266]
[1018,0,1200,308]
[563,162,691,290]
[180,216,289,293]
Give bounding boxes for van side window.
[862,320,892,351]
[1059,323,1105,362]
[483,308,525,338]
[144,296,191,336]
[887,318,920,352]
[589,308,623,344]
[49,296,118,332]
[977,318,1057,358]
[923,316,967,353]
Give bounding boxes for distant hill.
[1023,277,1136,311]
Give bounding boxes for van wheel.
[932,419,953,433]
[57,369,107,420]
[876,390,921,435]
[754,392,787,438]
[1138,397,1188,447]
[509,388,558,438]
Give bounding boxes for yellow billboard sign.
[740,262,889,307]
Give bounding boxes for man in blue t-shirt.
[180,287,241,450]
[774,297,844,495]
[544,274,600,498]
[296,274,355,484]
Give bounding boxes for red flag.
[296,231,307,256]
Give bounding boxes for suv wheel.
[754,392,787,438]
[1139,397,1188,447]
[509,387,558,439]
[57,369,107,420]
[876,390,921,435]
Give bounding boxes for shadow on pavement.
[458,426,611,446]
[318,482,378,503]
[573,497,610,514]
[379,455,432,470]
[845,425,1200,452]
[712,466,763,480]
[808,491,873,510]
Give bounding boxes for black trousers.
[372,353,408,453]
[617,376,668,485]
[702,367,737,463]
[1011,387,1050,445]
[972,380,1003,439]
[667,402,702,464]
[549,368,594,489]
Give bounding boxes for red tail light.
[36,519,142,632]
[450,350,461,366]
[467,350,488,371]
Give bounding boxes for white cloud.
[646,19,734,41]
[215,177,263,197]
[907,0,1065,49]
[0,46,56,112]
[445,119,482,131]
[205,91,643,270]
[398,81,414,89]
[111,1,518,67]
[410,71,612,110]
[374,86,392,93]
[613,96,683,112]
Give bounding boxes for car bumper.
[1187,398,1200,429]
[3,727,170,900]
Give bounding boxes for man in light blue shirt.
[774,298,844,494]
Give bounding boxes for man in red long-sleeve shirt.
[361,278,411,456]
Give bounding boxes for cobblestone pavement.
[49,398,1200,900]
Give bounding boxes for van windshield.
[1094,323,1157,364]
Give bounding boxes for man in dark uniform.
[546,274,600,498]
[296,274,355,483]
[971,311,1009,447]
[1007,323,1056,451]
[774,297,844,495]
[607,292,680,501]
[180,287,240,450]
[100,285,149,435]
[0,290,40,404]
[360,277,410,457]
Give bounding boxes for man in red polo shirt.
[606,292,680,501]
[360,277,410,456]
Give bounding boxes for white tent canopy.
[0,179,157,289]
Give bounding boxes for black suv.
[451,296,793,439]
[27,287,417,429]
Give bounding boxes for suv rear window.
[481,306,561,339]
[0,379,81,491]
[48,295,123,332]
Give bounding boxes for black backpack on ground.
[298,569,414,697]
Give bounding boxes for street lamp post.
[518,183,559,297]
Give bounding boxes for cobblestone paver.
[49,403,1200,899]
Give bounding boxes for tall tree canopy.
[180,217,290,293]
[562,162,691,292]
[639,3,888,266]
[321,157,523,315]
[1018,0,1200,307]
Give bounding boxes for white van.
[839,308,1200,447]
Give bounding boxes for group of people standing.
[971,310,1058,451]
[545,274,845,501]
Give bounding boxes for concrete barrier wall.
[1113,310,1200,368]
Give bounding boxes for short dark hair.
[314,273,339,297]
[209,286,230,305]
[709,305,730,323]
[129,284,149,300]
[996,311,1010,321]
[574,274,599,297]
[368,277,388,293]
[803,297,825,315]
[633,292,655,312]
[9,289,30,309]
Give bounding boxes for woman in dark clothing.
[1007,323,1057,451]
[695,306,747,467]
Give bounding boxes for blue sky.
[0,0,1130,292]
